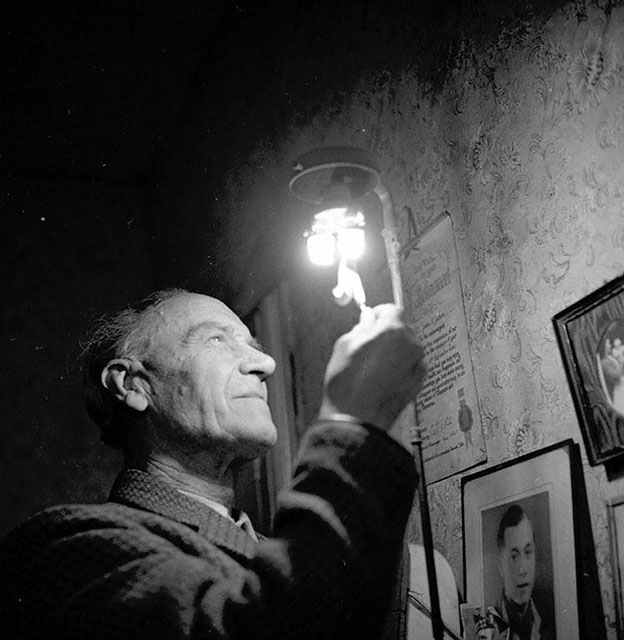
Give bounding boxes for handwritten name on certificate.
[402,212,486,483]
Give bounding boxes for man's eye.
[207,335,225,345]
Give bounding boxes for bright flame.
[307,207,366,267]
[332,257,366,308]
[315,206,349,222]
[337,227,365,261]
[307,232,335,266]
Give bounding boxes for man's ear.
[101,358,149,413]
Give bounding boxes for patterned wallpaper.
[231,1,624,636]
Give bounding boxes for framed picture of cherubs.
[553,274,624,466]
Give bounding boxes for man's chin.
[232,428,278,463]
[511,591,532,606]
[252,424,278,450]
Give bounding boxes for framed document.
[401,212,486,482]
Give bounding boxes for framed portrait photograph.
[553,274,624,466]
[608,496,624,637]
[462,441,580,640]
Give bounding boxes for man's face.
[498,517,536,606]
[142,293,277,464]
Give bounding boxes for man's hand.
[319,304,426,431]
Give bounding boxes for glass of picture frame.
[461,441,581,640]
[553,274,624,466]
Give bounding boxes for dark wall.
[1,178,154,537]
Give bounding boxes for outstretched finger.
[358,304,375,327]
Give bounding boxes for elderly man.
[0,289,426,640]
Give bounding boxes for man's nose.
[241,347,276,380]
[517,558,528,576]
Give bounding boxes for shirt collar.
[109,468,258,560]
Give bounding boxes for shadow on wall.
[1,179,152,537]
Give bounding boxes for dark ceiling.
[3,0,290,310]
[3,1,232,184]
[3,0,374,308]
[3,0,567,311]
[3,0,426,309]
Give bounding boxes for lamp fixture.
[289,146,446,640]
[290,146,403,307]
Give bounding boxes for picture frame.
[608,495,624,637]
[553,274,624,466]
[461,440,581,640]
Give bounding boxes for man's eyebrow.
[184,321,266,352]
[184,320,223,341]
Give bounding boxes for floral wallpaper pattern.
[233,1,624,636]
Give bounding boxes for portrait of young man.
[480,494,556,640]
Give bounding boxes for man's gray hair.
[80,288,188,448]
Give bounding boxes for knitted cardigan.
[0,420,417,640]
